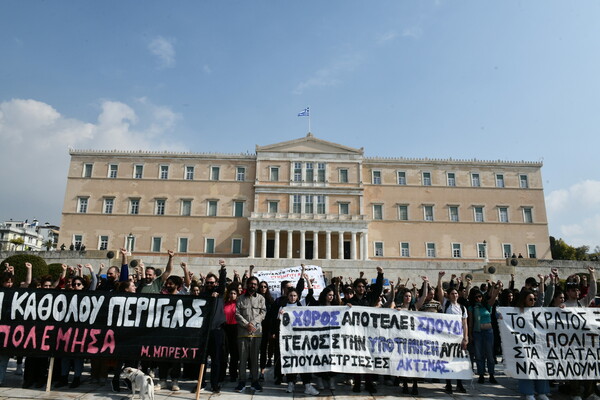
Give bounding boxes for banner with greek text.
[279,306,471,379]
[498,307,600,380]
[254,265,326,300]
[0,288,211,361]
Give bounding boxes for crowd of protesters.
[0,251,599,400]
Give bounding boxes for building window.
[134,164,144,179]
[293,162,302,182]
[452,243,462,258]
[449,206,459,222]
[422,172,432,186]
[83,163,93,178]
[397,171,406,185]
[305,195,314,213]
[503,244,512,258]
[236,167,246,181]
[77,197,88,213]
[305,163,314,182]
[477,243,486,258]
[99,235,109,251]
[317,163,326,182]
[528,244,537,258]
[73,235,83,249]
[210,166,220,181]
[523,207,533,223]
[339,203,349,215]
[129,199,140,215]
[155,199,166,215]
[108,164,118,178]
[268,201,279,213]
[374,242,384,257]
[471,173,481,187]
[373,204,383,220]
[152,237,162,252]
[207,200,218,217]
[185,166,195,180]
[292,195,302,213]
[205,238,215,254]
[447,172,456,187]
[474,206,484,222]
[232,238,242,255]
[233,201,244,217]
[498,207,509,223]
[339,169,348,183]
[398,205,408,221]
[496,174,505,188]
[520,174,529,188]
[316,195,326,214]
[400,242,410,257]
[103,198,114,214]
[178,238,188,253]
[372,170,381,185]
[160,165,169,180]
[426,242,436,257]
[424,205,434,221]
[181,200,192,216]
[270,166,279,182]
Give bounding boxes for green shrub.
[47,263,64,282]
[1,254,48,284]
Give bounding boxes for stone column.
[274,230,280,259]
[313,231,319,260]
[249,229,256,258]
[261,230,267,259]
[325,231,332,260]
[338,231,344,259]
[300,230,306,259]
[287,231,293,258]
[351,231,357,260]
[362,231,369,260]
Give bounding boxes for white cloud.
[401,27,423,39]
[293,53,362,95]
[148,36,176,69]
[377,30,398,44]
[203,65,212,74]
[546,180,600,247]
[0,98,185,224]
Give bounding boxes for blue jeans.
[473,328,494,376]
[518,379,549,396]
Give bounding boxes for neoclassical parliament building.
[59,134,551,261]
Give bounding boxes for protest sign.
[0,288,211,362]
[498,307,600,380]
[254,265,325,300]
[279,306,471,379]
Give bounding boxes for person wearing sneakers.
[276,285,319,396]
[235,276,266,393]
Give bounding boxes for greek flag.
[297,107,310,117]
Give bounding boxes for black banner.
[0,288,211,362]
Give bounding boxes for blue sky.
[1,1,599,248]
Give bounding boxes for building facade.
[59,134,551,260]
[0,219,45,251]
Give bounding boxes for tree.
[43,240,55,251]
[550,236,594,261]
[9,237,25,251]
[1,254,48,284]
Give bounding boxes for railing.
[250,212,366,221]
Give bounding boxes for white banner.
[254,265,326,300]
[279,306,471,379]
[498,307,600,380]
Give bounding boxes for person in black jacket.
[267,264,306,385]
[196,259,227,393]
[348,266,384,393]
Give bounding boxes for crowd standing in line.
[0,252,598,400]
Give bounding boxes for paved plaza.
[0,358,580,400]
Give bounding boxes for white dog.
[120,367,155,400]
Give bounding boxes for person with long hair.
[223,284,240,383]
[512,289,550,400]
[468,283,501,384]
[257,280,274,381]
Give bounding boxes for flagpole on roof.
[308,105,311,133]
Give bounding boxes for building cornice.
[364,157,542,168]
[69,149,256,160]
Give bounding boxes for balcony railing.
[250,212,366,221]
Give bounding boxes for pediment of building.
[256,133,363,155]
